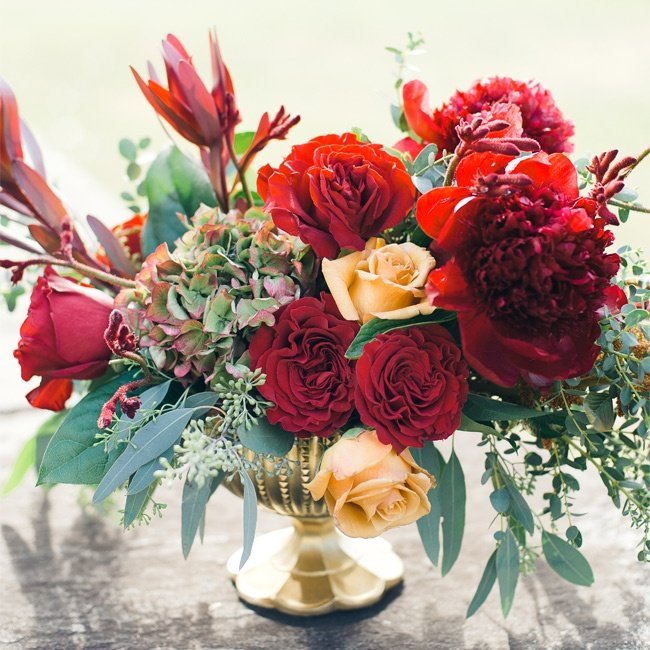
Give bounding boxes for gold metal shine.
[224,435,404,616]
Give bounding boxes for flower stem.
[622,144,650,179]
[443,154,461,187]
[608,198,650,214]
[226,137,254,208]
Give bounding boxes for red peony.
[355,325,469,452]
[14,268,114,411]
[249,294,359,438]
[400,77,574,157]
[257,133,415,259]
[416,152,621,387]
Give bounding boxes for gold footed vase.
[224,435,404,616]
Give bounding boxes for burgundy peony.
[399,77,574,158]
[257,133,416,259]
[249,294,359,438]
[416,151,622,387]
[14,268,114,411]
[355,325,469,453]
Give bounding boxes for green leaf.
[233,131,255,155]
[184,391,220,411]
[584,392,615,432]
[119,138,137,161]
[2,436,36,496]
[542,530,594,586]
[411,443,445,566]
[181,472,225,558]
[237,417,295,457]
[502,477,534,535]
[142,146,217,256]
[37,374,134,485]
[466,550,497,618]
[111,380,173,451]
[496,530,520,617]
[126,446,174,495]
[463,394,546,422]
[489,488,510,514]
[240,470,258,569]
[439,450,466,576]
[345,310,456,359]
[123,484,154,528]
[459,414,498,436]
[93,407,195,503]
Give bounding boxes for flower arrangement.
[1,31,649,618]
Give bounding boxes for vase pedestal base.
[226,518,403,616]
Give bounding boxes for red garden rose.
[257,133,416,259]
[398,77,574,158]
[416,151,622,388]
[14,268,114,411]
[249,294,359,438]
[355,325,469,453]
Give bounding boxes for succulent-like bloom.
[116,207,316,384]
[416,152,622,387]
[399,77,574,157]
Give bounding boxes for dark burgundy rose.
[355,325,469,452]
[249,294,359,438]
[14,267,114,411]
[257,133,416,259]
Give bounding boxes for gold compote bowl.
[224,435,404,616]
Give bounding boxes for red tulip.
[14,268,114,411]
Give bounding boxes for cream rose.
[306,429,435,538]
[322,238,436,323]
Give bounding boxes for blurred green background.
[1,0,649,248]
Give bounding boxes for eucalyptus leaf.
[459,414,499,436]
[345,310,456,359]
[502,477,534,535]
[464,394,546,422]
[489,488,511,514]
[126,446,174,495]
[466,550,497,618]
[181,472,225,558]
[496,530,520,617]
[412,443,445,566]
[93,407,195,503]
[439,450,465,576]
[237,417,295,457]
[38,373,135,485]
[240,470,258,569]
[123,484,154,528]
[542,530,594,586]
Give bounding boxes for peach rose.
[322,238,436,323]
[306,429,435,538]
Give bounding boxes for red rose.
[14,268,114,411]
[249,295,359,438]
[416,152,620,387]
[257,133,415,259]
[400,77,574,158]
[355,325,469,453]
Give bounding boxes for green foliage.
[542,531,594,586]
[439,449,466,576]
[93,407,196,503]
[141,146,217,256]
[237,416,295,457]
[2,411,66,495]
[345,310,456,359]
[38,373,135,485]
[496,530,520,617]
[411,442,445,566]
[240,469,258,569]
[118,136,151,212]
[466,551,497,618]
[181,472,225,558]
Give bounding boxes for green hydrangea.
[117,206,317,385]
